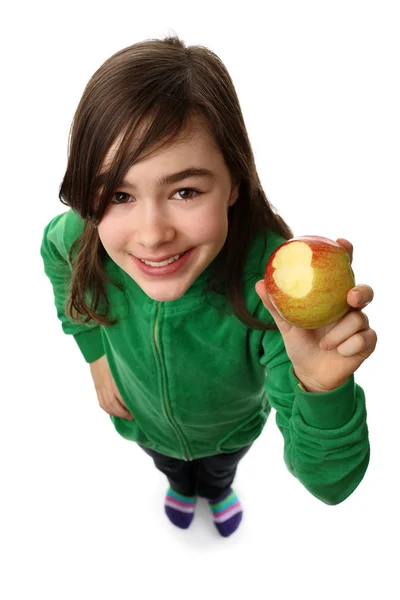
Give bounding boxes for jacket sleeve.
[260,326,370,505]
[40,210,105,363]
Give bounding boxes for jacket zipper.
[154,302,191,460]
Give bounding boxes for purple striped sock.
[164,487,196,529]
[208,488,243,537]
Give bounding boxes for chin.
[142,284,189,303]
[147,291,185,302]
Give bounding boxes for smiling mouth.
[138,251,188,267]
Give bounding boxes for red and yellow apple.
[264,236,356,329]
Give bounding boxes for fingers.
[111,383,134,420]
[347,284,374,309]
[319,310,374,354]
[336,238,353,263]
[97,391,134,420]
[114,398,134,420]
[335,328,378,358]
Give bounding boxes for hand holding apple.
[255,238,377,393]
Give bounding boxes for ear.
[228,182,240,207]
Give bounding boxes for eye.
[111,188,200,204]
[111,192,132,205]
[172,188,200,201]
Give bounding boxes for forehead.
[101,117,221,172]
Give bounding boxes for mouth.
[130,248,194,277]
[137,250,189,267]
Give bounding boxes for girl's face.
[97,123,239,302]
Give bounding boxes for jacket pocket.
[216,408,269,453]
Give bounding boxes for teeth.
[140,253,184,267]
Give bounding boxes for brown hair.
[59,34,293,330]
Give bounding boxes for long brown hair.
[59,34,293,330]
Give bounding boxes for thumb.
[255,280,291,332]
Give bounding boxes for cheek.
[191,204,229,241]
[97,218,127,250]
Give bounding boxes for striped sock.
[164,487,196,529]
[208,488,243,537]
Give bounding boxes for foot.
[164,487,196,529]
[208,488,242,537]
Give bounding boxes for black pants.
[139,444,252,500]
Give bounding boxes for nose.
[134,203,175,249]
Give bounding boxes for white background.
[2,1,399,598]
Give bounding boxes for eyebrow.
[119,167,216,191]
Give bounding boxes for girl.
[40,35,377,537]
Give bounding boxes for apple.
[264,235,356,329]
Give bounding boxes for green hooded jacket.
[40,209,370,505]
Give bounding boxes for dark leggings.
[139,444,252,500]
